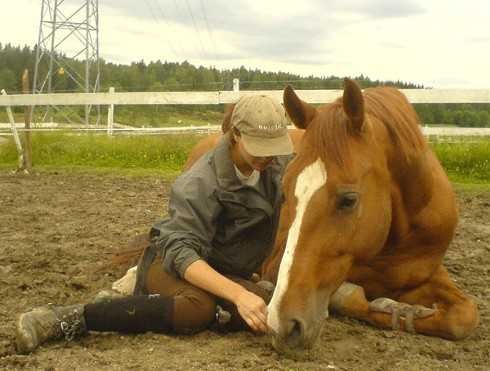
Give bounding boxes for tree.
[0,68,17,91]
[477,111,490,127]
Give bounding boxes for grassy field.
[0,133,489,183]
[0,132,203,179]
[432,141,490,183]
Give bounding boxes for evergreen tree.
[1,43,488,127]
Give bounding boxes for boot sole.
[15,312,39,354]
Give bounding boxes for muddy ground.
[0,171,488,370]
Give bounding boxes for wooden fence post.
[107,86,115,135]
[1,89,24,169]
[22,69,33,171]
[233,78,240,93]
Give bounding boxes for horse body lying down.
[116,82,478,353]
[261,80,478,352]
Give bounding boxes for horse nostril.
[285,319,304,344]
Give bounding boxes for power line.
[142,0,176,60]
[142,0,159,23]
[183,0,207,60]
[152,0,183,58]
[199,0,218,61]
[171,0,202,61]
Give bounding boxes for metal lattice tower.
[33,0,100,125]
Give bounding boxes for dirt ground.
[0,171,488,370]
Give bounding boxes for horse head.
[267,79,403,352]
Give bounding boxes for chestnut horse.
[115,85,477,353]
[263,80,479,352]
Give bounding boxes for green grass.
[0,132,202,177]
[1,134,489,184]
[430,141,490,183]
[114,106,223,127]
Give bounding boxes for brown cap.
[231,95,293,157]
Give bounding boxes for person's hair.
[230,127,240,145]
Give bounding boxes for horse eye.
[337,192,359,211]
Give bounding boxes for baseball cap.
[231,95,293,157]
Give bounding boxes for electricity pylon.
[32,0,100,125]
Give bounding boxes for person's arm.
[154,173,268,332]
[184,259,268,333]
[154,173,220,278]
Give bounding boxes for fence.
[1,86,490,124]
[1,85,490,161]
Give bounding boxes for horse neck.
[378,124,434,215]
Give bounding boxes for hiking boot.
[256,280,275,295]
[93,289,125,304]
[15,304,86,354]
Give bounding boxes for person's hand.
[234,289,268,333]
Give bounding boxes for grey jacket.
[151,133,291,279]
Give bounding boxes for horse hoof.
[256,280,275,294]
[330,282,364,313]
[216,305,231,325]
[111,266,137,295]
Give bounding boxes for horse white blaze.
[267,158,327,333]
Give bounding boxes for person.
[15,94,294,353]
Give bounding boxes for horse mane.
[309,87,427,167]
[221,103,236,133]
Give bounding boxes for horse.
[113,83,478,353]
[262,79,479,353]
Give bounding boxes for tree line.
[1,43,489,127]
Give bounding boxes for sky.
[1,0,490,88]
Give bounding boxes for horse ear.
[283,85,317,129]
[342,78,365,132]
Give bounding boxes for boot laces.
[58,308,83,341]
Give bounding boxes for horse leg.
[329,265,479,340]
[392,265,479,339]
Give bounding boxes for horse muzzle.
[268,311,326,353]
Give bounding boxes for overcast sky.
[1,0,490,88]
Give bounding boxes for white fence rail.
[422,127,490,137]
[0,123,222,135]
[1,88,490,139]
[1,124,490,137]
[1,89,490,107]
[2,84,488,172]
[2,122,490,140]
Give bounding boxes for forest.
[1,43,489,127]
